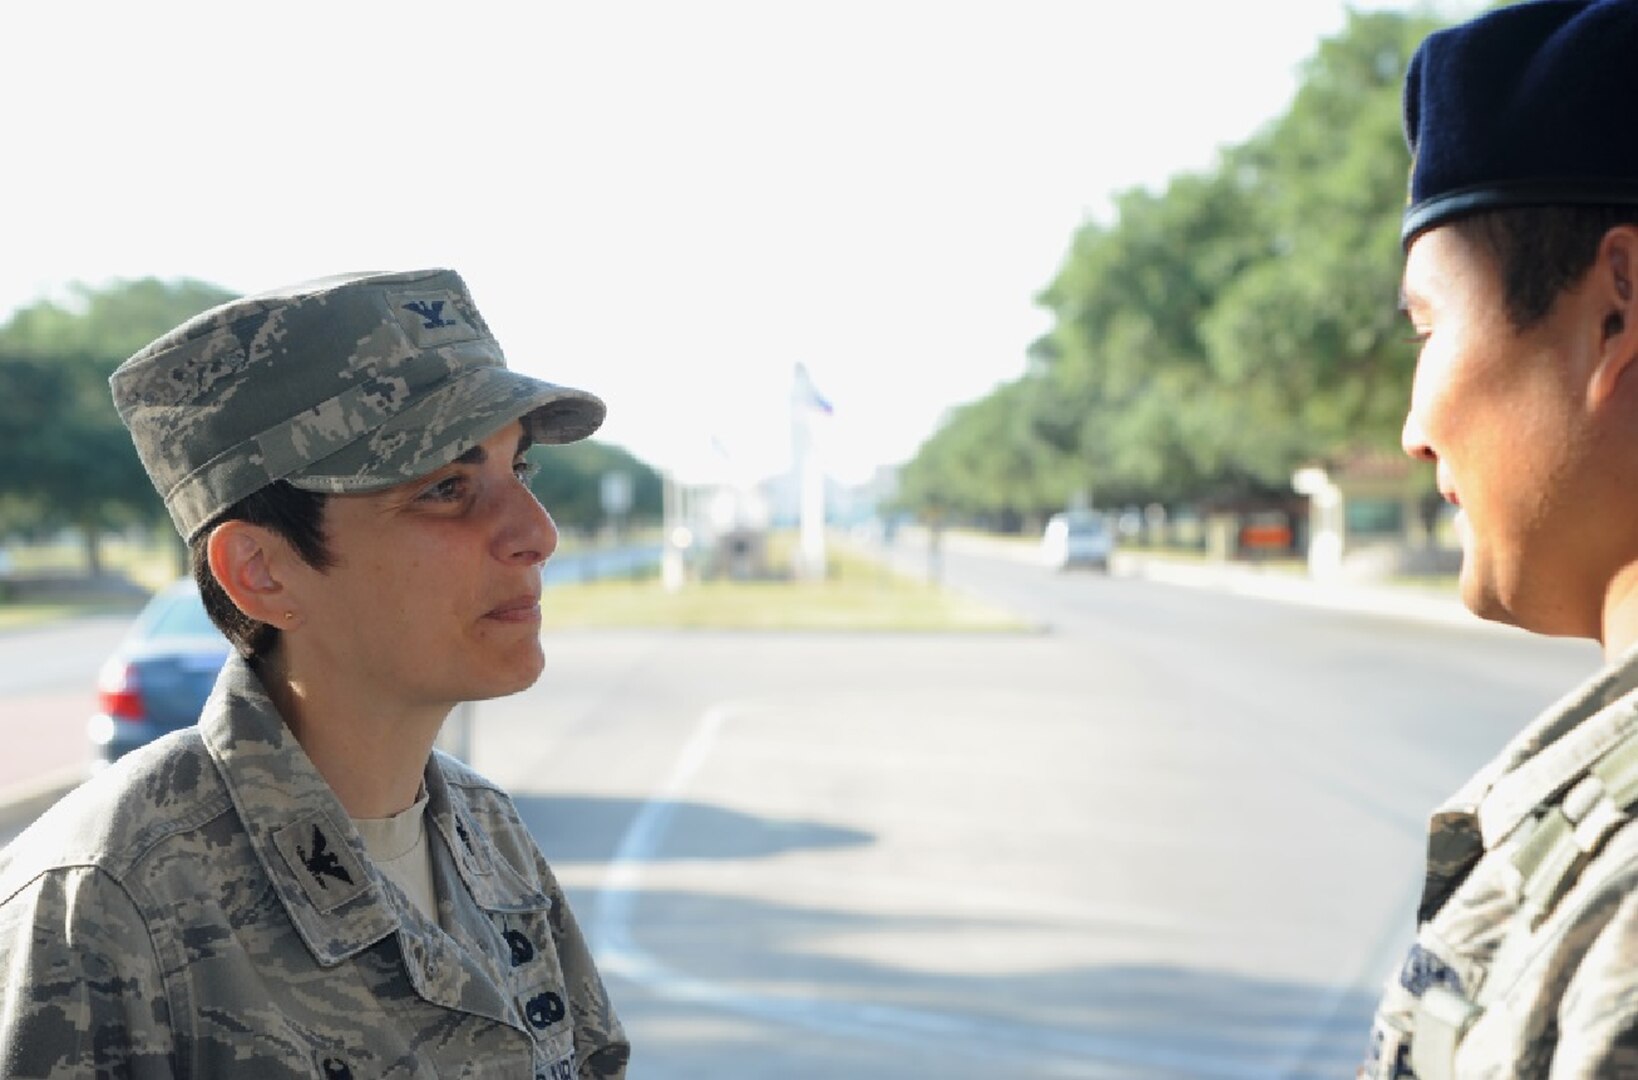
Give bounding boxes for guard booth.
[701,485,772,581]
[709,529,766,580]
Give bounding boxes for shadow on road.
[585,887,1378,1080]
[514,794,873,865]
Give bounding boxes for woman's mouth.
[485,596,541,623]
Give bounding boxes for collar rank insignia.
[297,824,355,889]
[272,813,369,912]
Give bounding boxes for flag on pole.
[792,362,834,415]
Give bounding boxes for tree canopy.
[527,439,663,530]
[0,279,237,553]
[899,9,1443,524]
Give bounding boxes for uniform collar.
[424,751,552,914]
[1417,761,1503,924]
[1413,643,1638,922]
[1476,643,1638,847]
[199,655,547,968]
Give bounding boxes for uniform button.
[505,930,536,967]
[322,1058,353,1080]
[526,991,566,1029]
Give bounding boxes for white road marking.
[589,701,1293,1079]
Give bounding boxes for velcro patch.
[389,289,483,348]
[1399,942,1466,998]
[533,1034,576,1080]
[273,812,370,913]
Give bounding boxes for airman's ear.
[1588,226,1638,408]
[205,521,302,629]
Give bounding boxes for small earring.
[283,611,297,621]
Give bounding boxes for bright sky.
[6,0,1476,486]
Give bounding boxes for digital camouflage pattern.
[1360,646,1638,1078]
[109,268,606,540]
[0,654,629,1078]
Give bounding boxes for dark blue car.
[89,579,231,764]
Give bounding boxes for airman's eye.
[514,460,539,484]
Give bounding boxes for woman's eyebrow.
[452,431,532,467]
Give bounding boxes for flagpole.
[792,364,827,582]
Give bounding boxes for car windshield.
[142,587,222,640]
[1062,513,1106,535]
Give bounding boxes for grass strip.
[539,546,1030,632]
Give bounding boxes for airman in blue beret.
[1364,2,1638,1076]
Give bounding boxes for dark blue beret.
[1403,0,1638,246]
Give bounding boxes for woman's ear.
[1589,226,1638,408]
[205,521,302,628]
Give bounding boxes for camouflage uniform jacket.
[0,653,629,1079]
[1361,646,1638,1079]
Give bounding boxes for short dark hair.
[1453,205,1638,330]
[189,481,332,660]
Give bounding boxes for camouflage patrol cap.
[110,268,606,540]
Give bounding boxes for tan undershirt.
[351,789,437,922]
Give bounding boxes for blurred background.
[6,3,1592,1078]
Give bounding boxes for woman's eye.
[514,460,539,483]
[417,476,467,503]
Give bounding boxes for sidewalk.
[934,527,1506,637]
[1119,553,1501,633]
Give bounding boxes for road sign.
[600,471,633,517]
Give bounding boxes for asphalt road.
[462,547,1598,1079]
[0,552,1602,1078]
[0,615,129,697]
[0,615,128,797]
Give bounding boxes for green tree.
[900,8,1447,522]
[898,380,1073,526]
[1032,167,1269,500]
[0,279,236,573]
[526,439,663,531]
[1201,10,1435,458]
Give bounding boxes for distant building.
[1292,448,1453,581]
